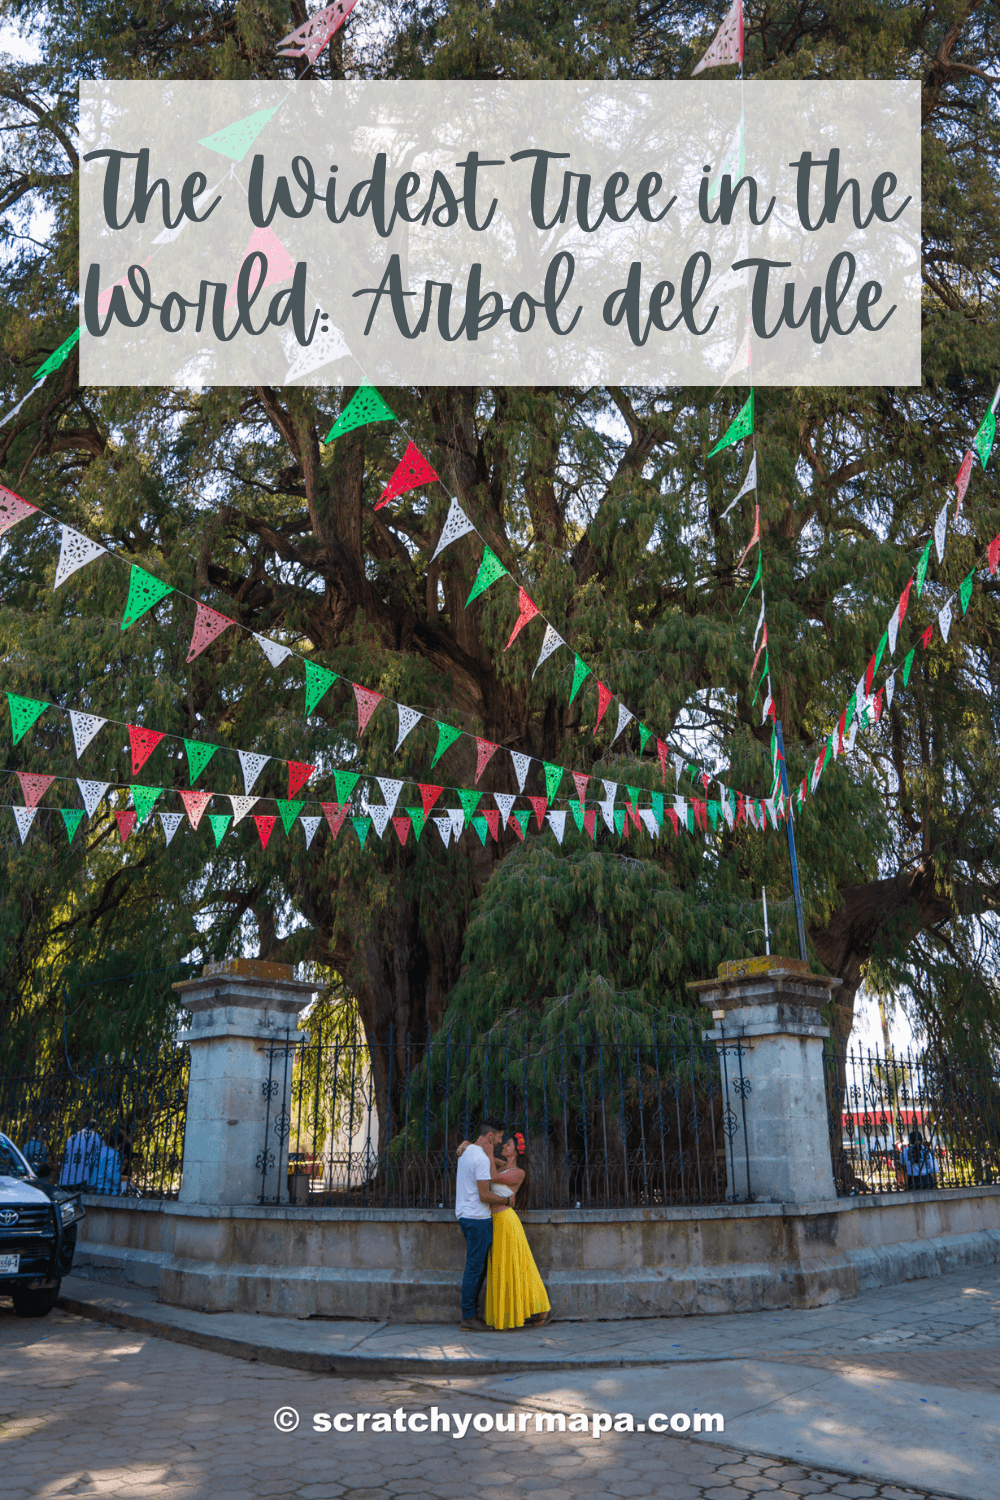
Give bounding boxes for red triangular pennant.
[528,795,548,830]
[510,815,525,841]
[505,587,541,650]
[628,801,642,831]
[837,707,847,754]
[692,799,707,832]
[872,687,884,722]
[656,740,668,785]
[572,771,589,802]
[955,450,974,513]
[737,794,746,826]
[989,532,1000,576]
[921,624,934,649]
[115,809,137,845]
[353,684,384,735]
[392,815,410,846]
[320,801,351,839]
[17,772,54,809]
[254,814,277,848]
[583,810,597,839]
[666,809,679,836]
[483,810,500,841]
[186,602,234,663]
[897,577,913,630]
[595,682,613,730]
[128,725,165,776]
[419,784,442,817]
[475,738,499,782]
[179,790,212,829]
[287,761,315,799]
[375,441,439,510]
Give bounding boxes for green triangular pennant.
[513,810,531,837]
[902,647,916,687]
[570,800,585,832]
[121,565,173,631]
[465,545,508,606]
[472,814,489,847]
[323,387,396,443]
[351,815,372,848]
[431,721,462,768]
[304,660,338,717]
[208,814,231,847]
[184,739,217,783]
[405,806,426,841]
[613,808,626,836]
[916,537,933,596]
[751,654,768,706]
[334,770,360,805]
[543,763,563,800]
[198,106,283,163]
[276,799,304,835]
[32,327,81,382]
[458,788,481,821]
[569,654,590,705]
[686,804,695,833]
[873,629,889,678]
[708,392,754,457]
[638,724,653,754]
[6,692,49,746]
[974,409,996,470]
[960,569,975,614]
[60,808,85,843]
[132,786,164,825]
[651,792,664,826]
[739,555,763,613]
[707,800,720,829]
[625,785,639,811]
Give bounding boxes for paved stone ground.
[0,1305,960,1500]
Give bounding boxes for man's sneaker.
[458,1316,490,1331]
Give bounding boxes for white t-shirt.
[455,1143,493,1219]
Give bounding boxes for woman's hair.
[497,1131,531,1210]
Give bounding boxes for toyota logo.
[0,1210,18,1226]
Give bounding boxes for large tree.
[0,2,998,1082]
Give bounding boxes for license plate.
[0,1254,19,1275]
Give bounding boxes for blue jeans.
[458,1216,493,1319]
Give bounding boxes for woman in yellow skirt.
[465,1132,551,1330]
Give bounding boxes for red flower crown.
[514,1132,525,1152]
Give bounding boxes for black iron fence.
[824,1040,1000,1195]
[0,1043,189,1199]
[258,1022,753,1210]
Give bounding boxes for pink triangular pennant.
[16,772,54,809]
[505,587,540,650]
[288,761,315,799]
[528,795,548,830]
[375,441,439,510]
[115,809,137,845]
[736,504,760,570]
[475,738,499,782]
[353,684,383,735]
[483,810,500,841]
[276,0,359,64]
[321,801,351,839]
[128,725,164,776]
[225,227,295,310]
[179,790,212,830]
[955,450,974,515]
[572,771,589,802]
[186,602,234,662]
[691,0,743,75]
[392,815,410,846]
[0,484,39,538]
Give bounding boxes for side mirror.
[35,1163,52,1179]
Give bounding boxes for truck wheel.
[11,1282,61,1318]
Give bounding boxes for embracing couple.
[455,1116,552,1332]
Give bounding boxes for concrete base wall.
[73,1184,1000,1323]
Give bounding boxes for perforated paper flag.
[974,409,996,469]
[955,450,974,513]
[0,484,38,538]
[31,327,80,382]
[70,711,106,759]
[304,660,338,717]
[229,795,258,824]
[466,545,508,606]
[392,815,410,846]
[198,106,283,163]
[276,0,359,63]
[708,392,753,457]
[506,588,540,650]
[288,761,315,799]
[351,815,372,849]
[159,811,184,845]
[612,703,634,743]
[353,684,383,735]
[532,624,564,677]
[61,808,86,843]
[115,810,137,845]
[595,683,613,730]
[186,602,234,662]
[433,815,451,847]
[301,815,321,850]
[323,387,395,443]
[475,738,499,782]
[376,777,404,817]
[419,783,443,817]
[569,655,590,704]
[208,814,231,846]
[934,502,949,566]
[224,227,295,311]
[254,814,277,849]
[431,498,476,561]
[510,751,531,793]
[121,565,173,631]
[238,751,269,795]
[54,526,106,589]
[494,792,515,828]
[284,322,351,382]
[179,790,212,830]
[276,799,303,834]
[132,786,163,824]
[128,725,164,776]
[547,810,567,845]
[184,739,217,783]
[254,634,293,668]
[691,0,743,74]
[17,773,53,809]
[431,722,462,768]
[376,441,439,510]
[12,805,37,842]
[447,809,465,841]
[938,600,953,643]
[395,705,422,751]
[77,779,110,817]
[7,692,48,746]
[322,802,351,839]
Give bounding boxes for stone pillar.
[173,959,319,1207]
[688,956,840,1206]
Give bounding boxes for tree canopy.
[0,1,998,1076]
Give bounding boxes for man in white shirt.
[455,1116,509,1330]
[59,1119,102,1188]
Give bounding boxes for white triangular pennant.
[375,777,404,818]
[368,804,392,839]
[229,794,258,823]
[447,808,465,839]
[510,751,531,793]
[602,780,618,802]
[77,779,110,818]
[547,810,567,844]
[431,498,476,561]
[69,711,106,760]
[531,624,564,677]
[494,792,516,828]
[761,690,772,725]
[432,814,451,846]
[672,754,685,784]
[598,795,616,832]
[159,812,184,845]
[722,794,735,830]
[13,805,37,842]
[394,705,422,752]
[253,634,293,668]
[938,599,953,643]
[238,751,269,794]
[54,526,106,589]
[887,603,900,657]
[611,704,634,743]
[733,452,757,505]
[301,815,321,849]
[752,592,766,652]
[934,502,949,566]
[674,794,687,821]
[283,321,351,381]
[639,809,659,838]
[765,798,779,829]
[845,715,859,753]
[855,676,867,720]
[885,672,896,711]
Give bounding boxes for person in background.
[22,1122,49,1172]
[59,1118,102,1189]
[901,1129,937,1190]
[91,1126,124,1195]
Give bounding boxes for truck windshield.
[0,1136,31,1179]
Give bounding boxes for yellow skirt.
[484,1208,551,1330]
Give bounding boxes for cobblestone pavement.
[0,1307,967,1500]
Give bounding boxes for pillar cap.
[687,954,840,1013]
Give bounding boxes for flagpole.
[775,719,808,963]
